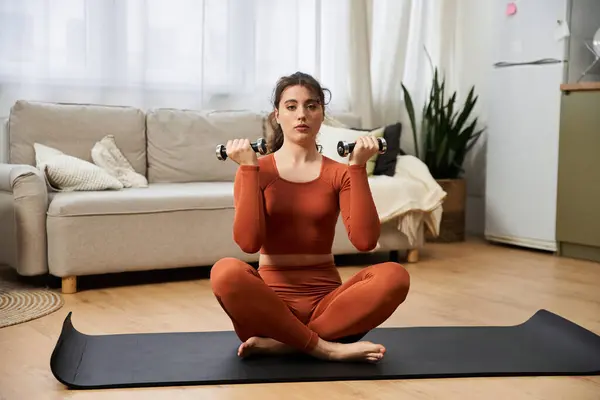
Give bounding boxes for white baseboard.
[484,234,557,252]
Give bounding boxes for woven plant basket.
[427,178,466,243]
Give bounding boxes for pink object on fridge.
[506,2,517,15]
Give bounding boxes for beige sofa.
[0,100,424,294]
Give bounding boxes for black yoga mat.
[50,310,600,389]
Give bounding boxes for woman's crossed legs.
[210,257,410,363]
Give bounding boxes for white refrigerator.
[484,0,569,252]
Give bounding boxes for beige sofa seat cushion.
[47,182,234,217]
[9,100,147,176]
[146,109,264,183]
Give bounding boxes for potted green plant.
[401,67,485,242]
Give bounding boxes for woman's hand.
[349,135,380,166]
[226,138,259,166]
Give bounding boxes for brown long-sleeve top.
[232,153,381,255]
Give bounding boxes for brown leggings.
[210,257,410,352]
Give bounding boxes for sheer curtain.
[349,0,460,150]
[0,0,456,135]
[0,0,354,115]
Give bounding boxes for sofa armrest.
[0,163,49,276]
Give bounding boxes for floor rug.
[0,279,64,328]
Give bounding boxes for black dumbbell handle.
[337,137,387,157]
[216,138,267,161]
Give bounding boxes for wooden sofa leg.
[62,276,77,294]
[406,248,419,263]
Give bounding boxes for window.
[0,0,351,111]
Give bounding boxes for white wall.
[453,0,494,236]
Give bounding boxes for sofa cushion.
[8,100,147,176]
[317,124,385,175]
[47,182,234,217]
[351,122,404,176]
[372,122,403,176]
[146,109,264,183]
[34,143,124,191]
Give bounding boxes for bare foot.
[237,337,298,358]
[311,339,386,363]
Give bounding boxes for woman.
[210,72,410,363]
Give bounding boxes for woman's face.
[275,84,324,146]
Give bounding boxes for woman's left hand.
[349,135,380,166]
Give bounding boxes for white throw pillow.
[91,135,148,188]
[34,143,124,191]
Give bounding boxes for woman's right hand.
[226,138,259,166]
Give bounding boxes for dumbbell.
[216,138,268,161]
[337,137,387,157]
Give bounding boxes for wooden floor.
[1,237,600,399]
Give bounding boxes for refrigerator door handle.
[493,59,565,68]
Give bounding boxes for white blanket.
[368,155,447,246]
